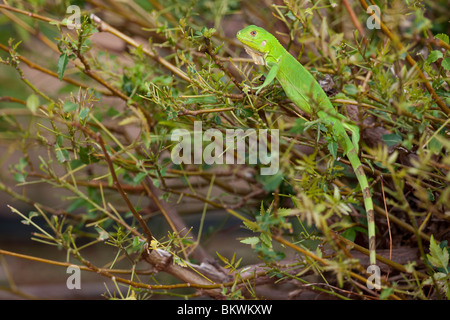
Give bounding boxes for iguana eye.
[250,30,257,36]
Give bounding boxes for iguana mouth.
[243,45,266,65]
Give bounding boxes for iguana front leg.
[252,61,279,95]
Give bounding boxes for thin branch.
[0,43,112,96]
[203,37,244,91]
[358,0,449,115]
[72,122,154,244]
[90,14,190,83]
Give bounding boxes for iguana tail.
[344,135,376,266]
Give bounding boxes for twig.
[358,0,449,115]
[66,41,154,126]
[332,232,428,279]
[177,106,235,117]
[342,0,366,38]
[0,43,112,96]
[73,122,154,244]
[203,37,244,91]
[90,14,190,83]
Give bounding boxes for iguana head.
[236,25,277,65]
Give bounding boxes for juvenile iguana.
[237,25,376,266]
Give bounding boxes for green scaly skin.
[237,25,376,266]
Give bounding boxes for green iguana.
[237,25,376,267]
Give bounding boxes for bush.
[0,0,448,300]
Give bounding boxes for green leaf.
[213,114,221,124]
[56,134,64,147]
[26,94,39,113]
[78,107,90,121]
[66,198,86,213]
[29,211,39,219]
[63,101,78,112]
[16,157,27,171]
[286,10,296,21]
[184,95,217,104]
[426,188,435,202]
[14,172,26,183]
[95,227,109,241]
[57,53,69,80]
[79,146,98,164]
[242,220,258,232]
[132,172,147,186]
[343,84,358,96]
[216,251,229,264]
[56,148,70,163]
[341,228,356,242]
[382,133,402,147]
[379,288,393,300]
[426,50,443,64]
[152,75,173,86]
[441,57,450,71]
[240,236,260,246]
[290,118,307,134]
[435,33,449,45]
[260,233,272,249]
[260,171,283,192]
[132,236,144,251]
[429,137,443,154]
[427,235,449,270]
[327,141,338,159]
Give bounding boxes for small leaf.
[260,171,283,192]
[16,157,28,171]
[63,101,78,112]
[216,251,229,264]
[429,137,443,154]
[213,114,221,124]
[56,134,64,147]
[341,228,356,242]
[14,172,26,183]
[426,50,443,64]
[29,211,39,219]
[441,57,450,71]
[240,237,260,246]
[79,147,97,164]
[379,288,393,300]
[260,233,272,249]
[57,53,69,80]
[20,211,38,225]
[242,220,258,232]
[426,188,435,202]
[435,33,449,45]
[290,118,307,134]
[173,256,188,267]
[427,235,449,270]
[132,172,147,186]
[343,84,358,96]
[382,133,402,147]
[132,236,143,251]
[56,148,70,163]
[327,141,338,159]
[260,202,265,216]
[95,227,109,241]
[184,95,217,104]
[26,94,39,113]
[78,107,90,121]
[66,198,86,213]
